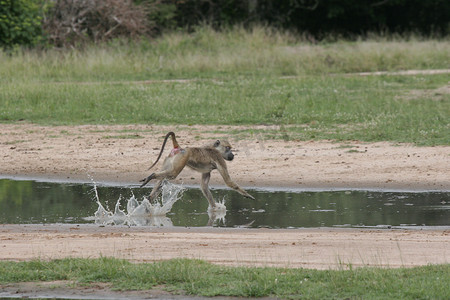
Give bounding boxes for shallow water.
[0,178,448,228]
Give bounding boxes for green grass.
[0,258,448,299]
[0,26,449,145]
[1,74,448,145]
[1,27,449,81]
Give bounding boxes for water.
[0,178,448,228]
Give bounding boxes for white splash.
[207,198,227,226]
[87,180,185,227]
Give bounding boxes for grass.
[1,27,449,81]
[0,258,449,299]
[0,26,449,145]
[1,74,448,145]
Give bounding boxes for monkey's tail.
[148,132,177,170]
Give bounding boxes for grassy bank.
[0,27,449,145]
[1,27,449,81]
[0,258,449,299]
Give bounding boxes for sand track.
[1,224,449,270]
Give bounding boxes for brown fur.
[140,132,255,207]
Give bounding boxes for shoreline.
[1,173,449,193]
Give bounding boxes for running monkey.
[140,132,255,207]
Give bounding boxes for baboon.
[140,132,255,207]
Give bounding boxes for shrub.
[0,0,43,47]
[43,0,151,47]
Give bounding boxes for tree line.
[1,0,449,48]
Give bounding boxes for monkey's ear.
[214,140,220,147]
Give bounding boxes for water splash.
[207,198,227,226]
[87,179,185,226]
[87,174,113,222]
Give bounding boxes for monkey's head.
[213,140,234,161]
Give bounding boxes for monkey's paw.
[139,173,155,188]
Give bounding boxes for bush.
[0,0,43,47]
[43,0,151,47]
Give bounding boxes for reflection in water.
[0,178,449,228]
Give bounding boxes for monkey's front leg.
[231,182,255,200]
[216,165,255,200]
[201,172,216,208]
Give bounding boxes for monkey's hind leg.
[140,150,189,188]
[140,173,155,187]
[148,179,164,202]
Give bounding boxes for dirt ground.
[1,224,449,269]
[1,123,449,190]
[0,123,449,297]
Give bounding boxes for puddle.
[0,178,449,228]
